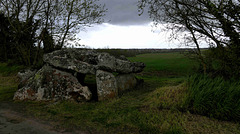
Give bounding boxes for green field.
[0,52,240,134]
[129,53,196,74]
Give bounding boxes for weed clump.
[185,75,240,121]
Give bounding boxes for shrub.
[185,75,240,121]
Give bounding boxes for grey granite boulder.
[17,68,37,89]
[14,65,92,101]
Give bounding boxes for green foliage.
[0,62,24,103]
[185,75,240,121]
[0,86,18,102]
[0,63,24,76]
[0,14,14,62]
[204,47,240,78]
[0,13,42,66]
[0,63,21,102]
[41,28,56,53]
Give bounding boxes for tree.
[0,0,106,66]
[0,13,11,62]
[138,0,240,77]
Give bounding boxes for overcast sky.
[77,0,180,49]
[98,0,150,25]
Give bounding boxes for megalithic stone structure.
[14,49,145,102]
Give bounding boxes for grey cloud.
[98,0,151,25]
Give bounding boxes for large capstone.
[43,50,97,74]
[43,49,145,74]
[14,48,145,102]
[97,53,145,73]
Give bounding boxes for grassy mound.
[144,84,187,110]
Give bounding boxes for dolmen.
[14,49,145,102]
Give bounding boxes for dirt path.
[0,102,87,134]
[0,109,59,134]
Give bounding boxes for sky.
[77,0,181,49]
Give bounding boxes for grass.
[1,52,240,133]
[0,82,18,102]
[185,75,240,121]
[144,83,188,110]
[128,53,196,76]
[0,63,23,102]
[0,62,24,76]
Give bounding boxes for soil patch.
[0,102,87,134]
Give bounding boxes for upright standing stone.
[116,74,138,95]
[96,70,118,101]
